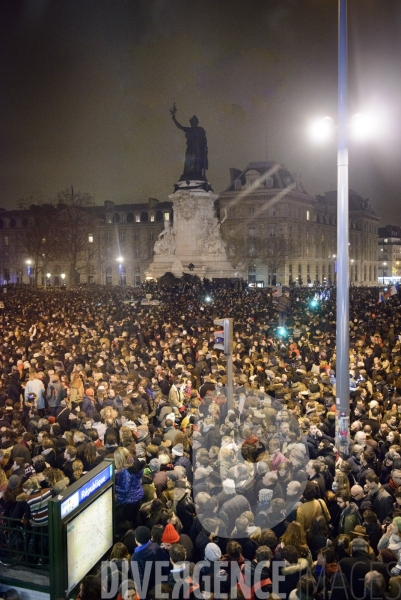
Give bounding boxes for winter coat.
[339,551,386,600]
[220,493,251,534]
[173,456,193,484]
[296,499,331,532]
[131,542,169,593]
[370,486,394,523]
[277,557,309,600]
[337,502,361,535]
[115,467,144,505]
[81,395,96,418]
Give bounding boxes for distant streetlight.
[117,257,124,286]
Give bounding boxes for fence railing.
[0,516,49,569]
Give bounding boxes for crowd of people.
[1,281,401,600]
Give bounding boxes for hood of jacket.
[281,557,308,575]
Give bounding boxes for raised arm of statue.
[170,103,186,132]
[220,209,228,225]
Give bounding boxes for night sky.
[1,0,400,223]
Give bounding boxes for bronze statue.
[170,103,208,181]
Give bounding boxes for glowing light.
[278,327,286,336]
[310,299,318,308]
[308,116,334,143]
[205,296,212,303]
[350,112,384,141]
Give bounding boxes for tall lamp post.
[26,259,32,283]
[335,0,350,457]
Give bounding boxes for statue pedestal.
[148,185,244,280]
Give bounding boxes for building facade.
[0,160,379,287]
[0,198,172,287]
[378,225,401,284]
[218,161,379,286]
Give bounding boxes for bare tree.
[54,187,98,286]
[256,234,297,285]
[19,204,60,286]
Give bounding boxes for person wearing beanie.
[255,489,274,528]
[199,542,229,596]
[131,525,169,594]
[377,517,401,554]
[161,523,180,550]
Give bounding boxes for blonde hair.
[72,459,84,479]
[114,447,132,471]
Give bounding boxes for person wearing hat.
[199,543,229,596]
[377,517,401,554]
[171,443,192,484]
[160,523,180,551]
[130,526,169,594]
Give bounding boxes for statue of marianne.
[170,103,208,182]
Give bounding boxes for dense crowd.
[1,281,401,600]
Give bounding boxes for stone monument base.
[148,184,244,281]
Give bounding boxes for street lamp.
[116,256,124,286]
[46,273,51,287]
[382,262,387,285]
[61,273,65,289]
[26,259,32,278]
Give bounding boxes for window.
[384,238,388,243]
[149,232,155,241]
[150,214,155,222]
[88,249,94,261]
[106,265,112,286]
[106,248,111,259]
[88,233,94,243]
[4,236,8,246]
[106,231,111,243]
[119,232,125,243]
[266,177,273,188]
[134,248,139,259]
[321,234,324,242]
[248,226,256,237]
[249,207,255,218]
[134,265,141,286]
[248,264,256,283]
[234,179,241,190]
[164,212,170,221]
[249,242,256,256]
[228,208,235,219]
[134,233,139,242]
[87,276,94,284]
[135,214,140,223]
[269,226,275,237]
[306,210,310,221]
